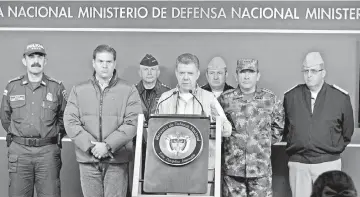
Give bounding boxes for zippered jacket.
[284,83,354,164]
[64,70,143,163]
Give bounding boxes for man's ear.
[92,59,95,69]
[196,70,200,80]
[256,72,261,82]
[157,68,161,78]
[22,57,26,67]
[44,57,47,66]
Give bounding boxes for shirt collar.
[22,74,47,86]
[137,80,160,94]
[175,83,200,94]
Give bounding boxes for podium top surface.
[149,114,210,120]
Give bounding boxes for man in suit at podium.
[201,56,234,98]
[156,53,232,195]
[283,52,354,197]
[218,58,285,197]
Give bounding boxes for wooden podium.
[132,114,222,197]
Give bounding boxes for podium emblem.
[153,120,203,166]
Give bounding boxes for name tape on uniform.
[10,95,25,101]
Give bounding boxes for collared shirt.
[0,74,67,138]
[201,83,234,98]
[218,86,285,177]
[95,75,113,91]
[176,92,195,114]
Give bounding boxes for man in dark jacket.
[133,54,170,194]
[283,51,354,197]
[64,44,142,197]
[201,56,234,98]
[135,54,170,121]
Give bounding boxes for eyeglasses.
[301,69,323,75]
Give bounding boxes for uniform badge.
[46,93,53,101]
[3,90,8,96]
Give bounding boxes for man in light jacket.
[156,53,232,195]
[64,44,142,197]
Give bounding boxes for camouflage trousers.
[223,175,272,197]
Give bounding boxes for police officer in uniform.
[283,52,354,197]
[218,58,284,197]
[201,56,234,98]
[0,43,67,197]
[135,54,170,121]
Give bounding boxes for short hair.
[175,53,200,70]
[93,44,116,61]
[310,170,357,197]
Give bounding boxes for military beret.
[140,54,158,67]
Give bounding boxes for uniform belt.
[12,136,57,147]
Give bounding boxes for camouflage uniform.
[218,87,284,197]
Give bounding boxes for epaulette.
[161,83,171,89]
[8,76,24,83]
[332,84,348,95]
[47,77,62,84]
[284,84,299,94]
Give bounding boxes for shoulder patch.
[47,77,62,84]
[332,84,348,95]
[3,89,8,96]
[284,84,299,94]
[8,76,23,83]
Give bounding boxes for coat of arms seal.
[153,120,203,166]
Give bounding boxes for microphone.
[189,90,205,115]
[155,91,178,114]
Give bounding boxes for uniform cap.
[140,54,158,67]
[207,56,227,70]
[24,43,46,56]
[303,52,324,68]
[236,58,258,72]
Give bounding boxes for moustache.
[31,63,41,67]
